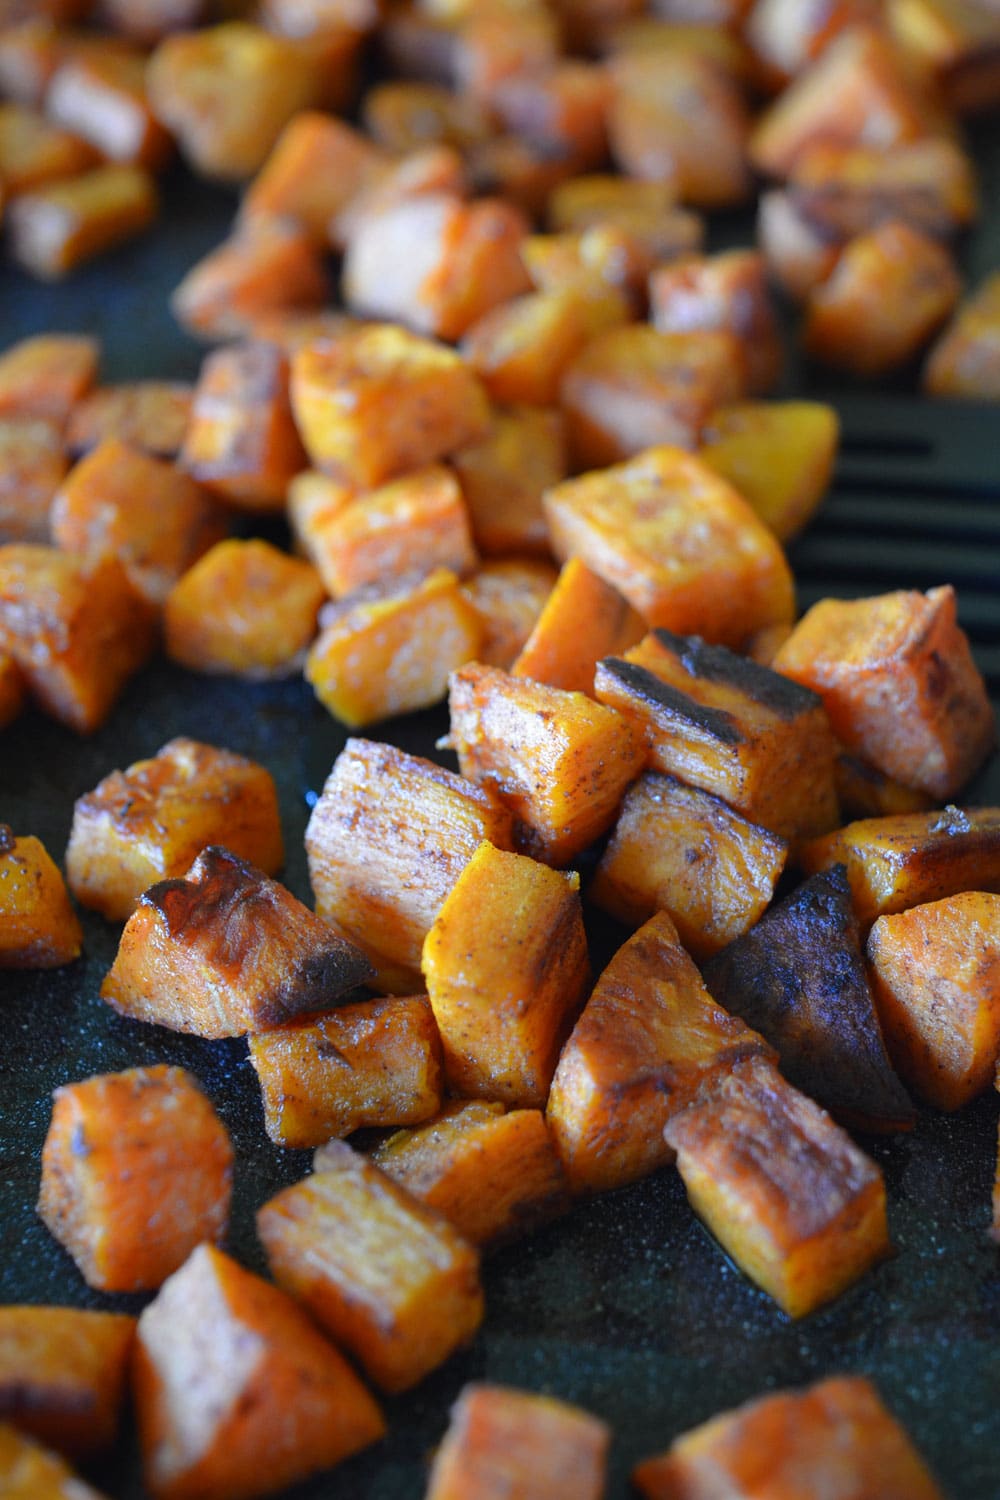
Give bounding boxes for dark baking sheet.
[3,127,1000,1500]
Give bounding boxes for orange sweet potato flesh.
[133,1243,385,1500]
[547,911,773,1196]
[0,334,98,426]
[258,1143,484,1393]
[0,1306,135,1460]
[171,224,329,345]
[460,558,558,670]
[834,751,936,821]
[239,111,386,245]
[649,249,782,395]
[450,405,567,559]
[101,846,373,1038]
[248,994,443,1147]
[0,827,82,968]
[422,842,591,1107]
[65,382,192,459]
[8,165,158,280]
[46,51,171,170]
[513,558,645,695]
[925,269,1000,399]
[699,399,839,543]
[633,1375,944,1500]
[37,1064,233,1294]
[462,286,629,409]
[426,1384,610,1500]
[0,1423,109,1499]
[664,1059,891,1317]
[867,892,1000,1110]
[0,102,98,194]
[0,418,67,543]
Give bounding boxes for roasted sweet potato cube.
[239,110,386,244]
[171,223,329,345]
[451,5,560,102]
[7,164,158,280]
[773,586,995,798]
[426,1384,610,1500]
[0,1424,108,1499]
[38,1064,233,1293]
[590,772,788,959]
[745,0,882,87]
[101,846,372,1037]
[134,1243,385,1500]
[460,558,558,670]
[258,1144,484,1392]
[343,192,531,342]
[789,137,979,240]
[462,287,629,409]
[307,567,483,728]
[0,1307,134,1461]
[0,827,81,968]
[525,215,706,309]
[448,662,644,866]
[560,325,746,470]
[867,892,1000,1110]
[306,736,516,992]
[0,333,97,426]
[249,993,443,1147]
[291,323,491,488]
[0,103,97,194]
[0,545,156,734]
[331,141,469,249]
[512,557,644,695]
[703,866,915,1131]
[608,50,752,208]
[595,628,839,843]
[65,382,192,459]
[369,1101,568,1246]
[0,655,26,729]
[450,405,566,558]
[700,400,839,543]
[66,737,284,922]
[757,186,843,303]
[0,19,70,107]
[649,250,782,396]
[665,1059,890,1316]
[47,51,171,170]
[489,60,612,173]
[0,418,67,543]
[804,220,962,377]
[50,438,227,605]
[362,80,493,154]
[165,539,324,680]
[422,841,590,1105]
[547,911,772,1196]
[925,269,1000,399]
[834,751,936,820]
[544,446,796,647]
[147,23,330,180]
[633,1375,944,1500]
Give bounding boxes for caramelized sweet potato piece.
[868,892,1000,1109]
[171,223,329,344]
[460,557,558,670]
[665,1058,890,1316]
[649,250,782,395]
[305,735,515,990]
[756,186,842,303]
[165,539,324,680]
[773,585,995,798]
[101,846,372,1037]
[7,164,158,279]
[239,111,386,244]
[524,216,704,311]
[589,772,788,959]
[258,1143,483,1392]
[65,382,192,459]
[699,400,839,542]
[0,333,98,426]
[47,51,171,170]
[513,558,644,695]
[547,911,772,1196]
[450,405,566,558]
[423,841,590,1106]
[704,866,915,1131]
[489,60,612,173]
[66,737,284,922]
[544,445,796,648]
[307,567,483,727]
[462,286,629,409]
[426,1384,610,1500]
[0,1307,134,1460]
[249,993,443,1147]
[291,323,491,488]
[633,1375,944,1500]
[0,1423,108,1499]
[789,137,979,240]
[801,805,1000,926]
[332,141,468,249]
[0,419,67,543]
[369,1101,569,1246]
[925,268,1000,398]
[134,1243,385,1500]
[0,827,81,968]
[0,545,156,734]
[0,103,97,194]
[38,1064,233,1293]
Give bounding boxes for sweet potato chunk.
[291,323,491,488]
[0,334,98,426]
[756,186,843,303]
[332,141,469,249]
[66,737,284,922]
[704,866,915,1131]
[834,751,936,820]
[789,137,979,240]
[50,439,227,605]
[543,445,796,647]
[423,842,590,1106]
[489,59,612,172]
[0,545,156,734]
[362,80,492,154]
[306,736,516,992]
[746,0,882,86]
[665,1059,890,1316]
[547,911,772,1196]
[249,994,443,1147]
[0,1424,108,1499]
[890,0,1000,113]
[699,400,839,542]
[513,558,644,695]
[649,250,782,395]
[426,1384,610,1500]
[7,165,158,280]
[633,1375,944,1500]
[239,111,385,244]
[46,51,171,170]
[450,405,566,558]
[171,223,329,345]
[590,772,787,959]
[462,286,629,409]
[460,558,558,670]
[524,217,704,311]
[868,892,1000,1110]
[773,585,995,799]
[0,419,67,543]
[0,827,81,968]
[258,1143,484,1392]
[134,1243,384,1500]
[369,1101,569,1247]
[65,382,192,459]
[38,1064,233,1293]
[925,268,1000,399]
[165,539,324,680]
[101,846,372,1037]
[448,662,644,866]
[801,805,1000,926]
[0,103,97,193]
[0,1307,133,1460]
